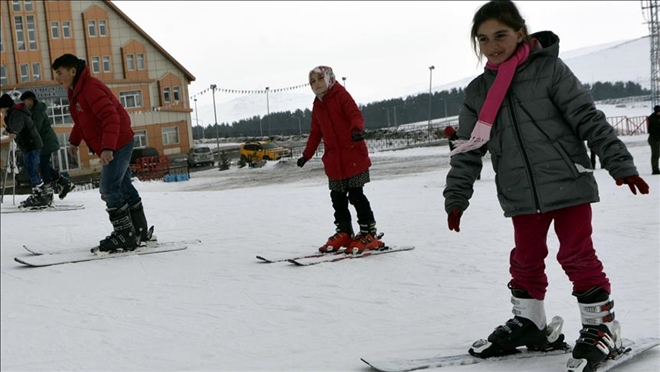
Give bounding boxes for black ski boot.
[469,287,568,358]
[96,204,140,253]
[567,287,623,372]
[129,200,154,242]
[55,176,75,200]
[20,183,53,209]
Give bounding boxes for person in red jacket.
[297,65,384,254]
[52,53,152,253]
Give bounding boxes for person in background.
[0,93,50,208]
[20,91,75,199]
[443,1,650,372]
[52,53,152,252]
[297,65,384,255]
[647,105,660,175]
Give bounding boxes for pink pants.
[509,203,610,300]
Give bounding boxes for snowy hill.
[201,37,652,125]
[1,131,659,370]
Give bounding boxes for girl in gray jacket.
[443,1,649,371]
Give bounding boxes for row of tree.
[192,81,650,139]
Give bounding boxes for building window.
[102,56,110,72]
[12,0,21,11]
[0,65,7,86]
[162,127,179,145]
[48,97,72,125]
[137,54,145,70]
[26,15,37,50]
[20,64,29,82]
[133,130,147,148]
[51,22,60,39]
[0,28,3,52]
[62,21,71,38]
[14,16,25,51]
[88,20,96,37]
[173,86,180,102]
[32,63,40,80]
[119,91,143,108]
[126,54,135,70]
[98,20,107,37]
[24,0,34,11]
[54,132,79,171]
[163,87,171,103]
[91,57,100,73]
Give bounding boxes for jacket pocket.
[551,141,580,178]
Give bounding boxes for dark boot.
[56,176,75,199]
[20,183,53,208]
[567,287,622,372]
[129,200,153,242]
[97,204,139,253]
[470,287,567,358]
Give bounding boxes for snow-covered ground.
[1,135,658,371]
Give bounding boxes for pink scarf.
[449,42,532,155]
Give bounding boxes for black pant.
[330,188,375,233]
[650,137,660,173]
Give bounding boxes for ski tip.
[256,255,271,263]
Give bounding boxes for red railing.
[608,116,648,136]
[130,156,170,181]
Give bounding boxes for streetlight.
[193,97,205,139]
[210,84,219,153]
[428,66,435,141]
[265,87,270,137]
[342,76,346,88]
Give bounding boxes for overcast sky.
[112,1,651,124]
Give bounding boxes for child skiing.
[297,65,384,255]
[443,1,650,372]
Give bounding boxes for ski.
[256,251,336,263]
[567,337,660,372]
[22,238,201,256]
[1,204,85,214]
[361,337,659,372]
[14,241,195,267]
[288,246,415,266]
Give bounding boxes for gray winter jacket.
[444,31,639,218]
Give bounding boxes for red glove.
[615,175,649,195]
[448,208,462,232]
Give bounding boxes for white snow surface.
[1,135,659,371]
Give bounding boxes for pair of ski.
[15,237,197,267]
[361,337,660,372]
[256,245,415,266]
[1,204,85,214]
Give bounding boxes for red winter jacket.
[302,83,371,180]
[67,66,134,155]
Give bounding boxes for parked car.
[239,140,291,163]
[188,144,215,167]
[130,146,159,164]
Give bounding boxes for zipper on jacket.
[507,94,542,213]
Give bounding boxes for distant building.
[0,0,195,179]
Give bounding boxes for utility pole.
[210,84,219,154]
[643,0,659,107]
[265,87,270,137]
[428,65,435,141]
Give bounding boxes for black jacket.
[648,113,660,141]
[4,104,43,152]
